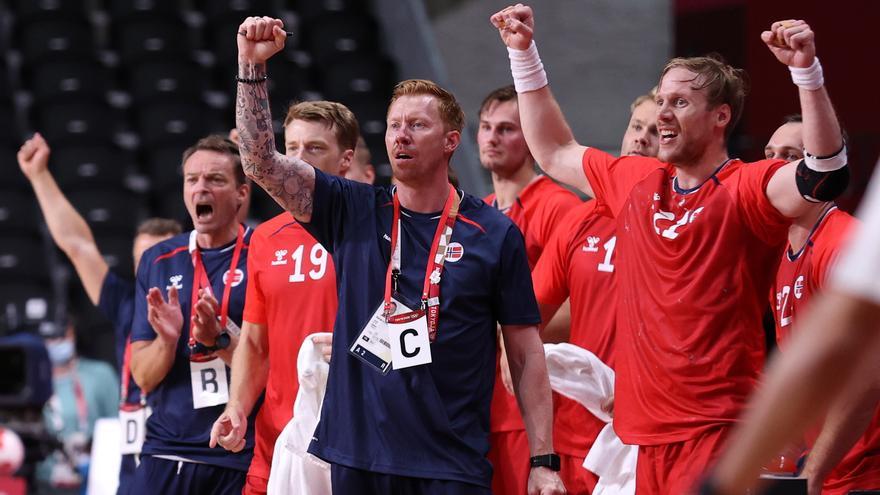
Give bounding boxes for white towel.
[543,343,637,495]
[267,333,332,495]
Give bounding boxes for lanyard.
[383,186,460,341]
[187,225,245,354]
[72,375,88,432]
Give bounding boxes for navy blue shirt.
[97,270,140,405]
[131,228,255,471]
[305,170,540,487]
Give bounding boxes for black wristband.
[529,453,561,471]
[235,74,268,84]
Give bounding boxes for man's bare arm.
[235,16,316,223]
[764,20,845,219]
[501,324,554,455]
[538,301,568,343]
[709,292,880,494]
[490,5,591,196]
[801,358,880,494]
[18,133,108,304]
[227,321,270,416]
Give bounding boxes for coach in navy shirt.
[130,136,255,495]
[233,17,565,494]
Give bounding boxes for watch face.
[216,333,231,350]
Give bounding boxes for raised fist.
[237,16,286,65]
[17,132,51,181]
[761,19,816,68]
[490,4,535,50]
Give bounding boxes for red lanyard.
[72,375,88,432]
[188,225,245,351]
[383,186,460,341]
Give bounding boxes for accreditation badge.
[118,404,151,455]
[388,311,432,370]
[190,357,229,409]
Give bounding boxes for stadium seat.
[51,144,131,190]
[152,189,191,227]
[18,19,95,62]
[126,58,210,104]
[135,101,214,148]
[198,0,276,22]
[115,17,193,63]
[25,57,113,105]
[37,101,123,146]
[67,189,144,236]
[9,0,90,25]
[0,190,41,238]
[0,237,49,282]
[289,0,366,23]
[319,54,395,102]
[145,143,188,191]
[302,13,379,65]
[0,282,55,336]
[95,234,135,273]
[107,0,183,21]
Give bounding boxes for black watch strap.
[190,332,231,354]
[529,453,561,471]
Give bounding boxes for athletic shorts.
[635,426,730,494]
[128,456,246,495]
[330,464,491,495]
[117,454,137,495]
[559,452,598,495]
[487,428,530,494]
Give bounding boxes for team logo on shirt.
[583,236,600,252]
[652,207,705,240]
[271,249,288,266]
[445,242,464,262]
[166,274,183,291]
[223,269,245,287]
[793,275,805,299]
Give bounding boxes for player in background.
[532,91,658,493]
[129,136,253,495]
[209,100,359,495]
[703,156,880,494]
[348,136,377,185]
[17,132,181,493]
[477,84,581,495]
[765,116,880,494]
[492,6,848,491]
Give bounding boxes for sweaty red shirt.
[582,147,790,445]
[243,213,338,481]
[532,199,617,456]
[485,175,581,432]
[771,207,880,493]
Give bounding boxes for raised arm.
[17,133,108,304]
[764,20,847,218]
[235,16,316,223]
[490,5,591,196]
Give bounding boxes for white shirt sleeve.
[831,160,880,304]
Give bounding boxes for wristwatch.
[191,332,231,354]
[530,453,561,471]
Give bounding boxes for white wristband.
[789,57,824,91]
[805,143,847,172]
[508,41,548,93]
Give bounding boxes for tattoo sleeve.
[235,61,316,220]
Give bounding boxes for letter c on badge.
[400,328,420,358]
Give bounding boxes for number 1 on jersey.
[288,244,328,283]
[597,236,617,273]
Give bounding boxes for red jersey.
[242,213,338,481]
[582,147,790,445]
[532,199,617,457]
[485,175,581,432]
[771,207,880,493]
[773,207,855,345]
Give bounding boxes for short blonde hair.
[283,100,360,151]
[630,87,657,113]
[389,79,465,132]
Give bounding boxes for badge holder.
[118,401,151,455]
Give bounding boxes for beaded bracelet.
[235,74,268,84]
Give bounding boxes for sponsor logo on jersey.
[652,207,705,240]
[583,235,600,252]
[445,242,464,262]
[166,274,183,291]
[223,268,245,287]
[271,249,288,266]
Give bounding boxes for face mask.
[47,340,75,366]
